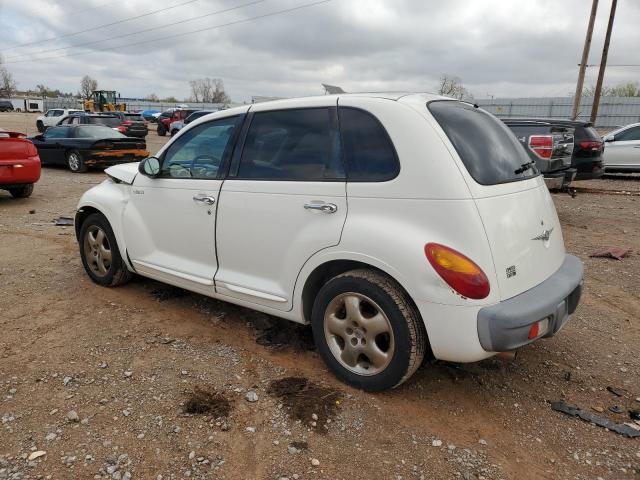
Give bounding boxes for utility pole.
[590,0,618,124]
[572,0,598,120]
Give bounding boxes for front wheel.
[66,150,86,173]
[157,123,166,136]
[36,121,44,133]
[311,269,427,391]
[79,213,132,287]
[9,184,34,198]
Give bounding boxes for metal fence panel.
[476,96,640,128]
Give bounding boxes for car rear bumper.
[84,149,149,167]
[476,254,583,352]
[544,169,576,190]
[574,157,604,180]
[0,156,41,186]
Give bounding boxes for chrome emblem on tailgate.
[532,227,554,242]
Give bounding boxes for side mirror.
[603,134,615,142]
[139,157,161,177]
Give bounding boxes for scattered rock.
[66,410,80,422]
[245,391,259,402]
[478,439,488,446]
[432,439,443,447]
[311,458,320,467]
[27,451,46,461]
[124,371,133,378]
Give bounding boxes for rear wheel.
[79,213,132,287]
[9,184,34,198]
[36,121,44,133]
[157,123,166,136]
[66,150,86,173]
[311,269,427,391]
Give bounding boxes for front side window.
[161,116,239,179]
[616,126,640,142]
[237,108,343,181]
[45,126,71,138]
[338,107,399,181]
[53,110,63,117]
[429,101,538,185]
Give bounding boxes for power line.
[3,0,333,65]
[4,0,267,61]
[1,0,203,51]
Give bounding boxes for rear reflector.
[424,243,490,299]
[528,135,553,159]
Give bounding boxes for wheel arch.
[297,253,422,328]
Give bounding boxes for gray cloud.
[1,0,639,101]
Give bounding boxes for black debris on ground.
[184,387,232,417]
[267,377,341,434]
[551,400,640,438]
[150,286,188,302]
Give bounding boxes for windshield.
[428,101,539,185]
[75,126,126,138]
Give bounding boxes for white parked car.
[37,108,82,132]
[75,93,584,390]
[603,122,640,172]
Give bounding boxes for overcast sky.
[1,0,639,102]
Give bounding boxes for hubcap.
[83,226,112,277]
[68,153,80,171]
[323,293,394,376]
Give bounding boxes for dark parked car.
[504,118,604,181]
[106,112,149,138]
[502,119,576,189]
[29,125,149,173]
[0,100,15,112]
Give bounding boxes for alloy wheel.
[83,225,112,277]
[323,292,395,376]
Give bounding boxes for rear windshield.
[76,126,126,138]
[87,116,121,127]
[575,125,600,141]
[428,101,538,185]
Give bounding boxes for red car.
[0,130,41,198]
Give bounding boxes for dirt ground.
[1,112,639,480]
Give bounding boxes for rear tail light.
[579,140,603,151]
[117,126,127,133]
[528,135,554,159]
[122,120,132,126]
[424,243,490,299]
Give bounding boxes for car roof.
[502,117,593,128]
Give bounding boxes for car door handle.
[304,202,338,214]
[193,194,216,205]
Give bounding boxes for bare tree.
[189,78,230,103]
[584,82,640,97]
[437,75,469,100]
[0,64,17,98]
[145,93,159,101]
[80,75,98,99]
[36,84,51,98]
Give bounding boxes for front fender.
[76,179,132,269]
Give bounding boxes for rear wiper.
[515,160,536,175]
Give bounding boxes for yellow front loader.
[83,90,126,112]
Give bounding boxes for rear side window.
[616,126,640,141]
[338,107,399,182]
[428,101,537,185]
[45,126,71,138]
[237,108,344,181]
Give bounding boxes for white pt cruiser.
[76,93,584,391]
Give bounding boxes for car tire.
[36,121,44,133]
[311,269,427,391]
[66,150,87,173]
[157,124,166,136]
[79,213,132,287]
[170,129,178,137]
[9,184,34,198]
